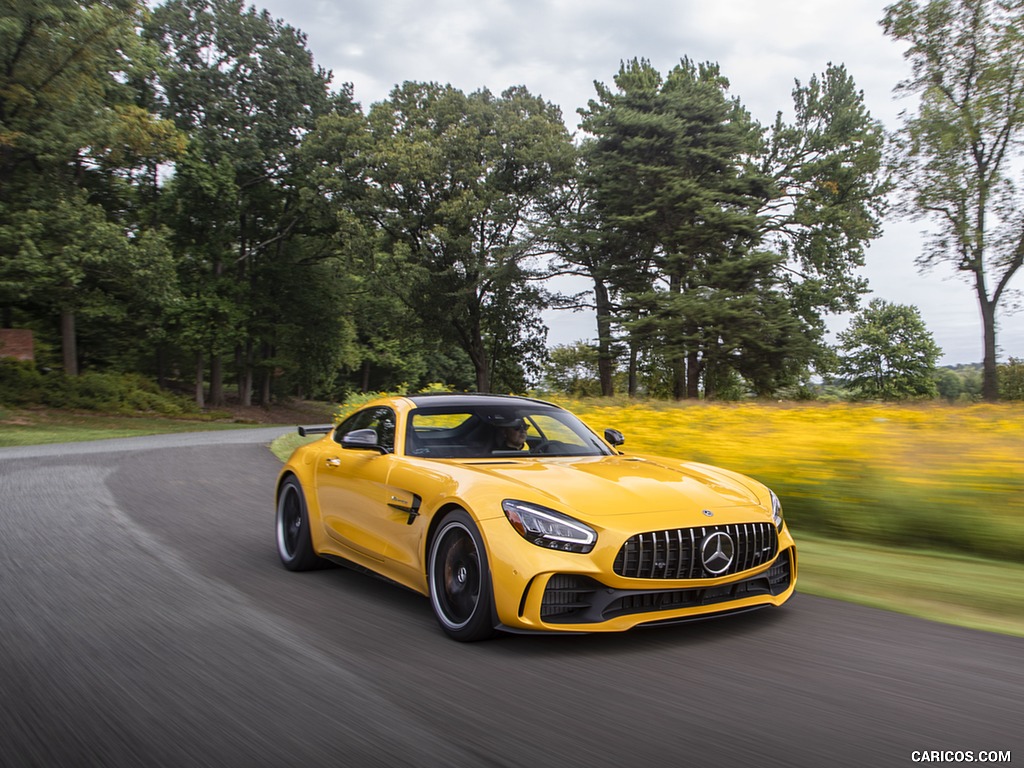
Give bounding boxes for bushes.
[0,360,198,416]
[0,360,43,404]
[998,358,1024,400]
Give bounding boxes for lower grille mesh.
[540,574,599,619]
[614,522,778,579]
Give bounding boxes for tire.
[428,509,497,642]
[275,476,322,571]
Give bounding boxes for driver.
[493,417,528,452]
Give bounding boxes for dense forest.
[2,0,1023,406]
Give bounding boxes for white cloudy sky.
[251,0,1023,365]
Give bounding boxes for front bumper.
[537,547,793,625]
[480,511,798,633]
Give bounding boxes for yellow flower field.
[559,398,1024,562]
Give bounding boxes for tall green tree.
[760,63,889,324]
[837,298,942,399]
[883,0,1024,401]
[577,58,888,399]
[363,82,574,392]
[1,0,184,374]
[145,0,332,405]
[580,59,781,398]
[299,89,479,396]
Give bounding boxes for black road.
[1,431,1020,768]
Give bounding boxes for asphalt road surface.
[1,430,1020,768]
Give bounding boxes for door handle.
[325,457,341,467]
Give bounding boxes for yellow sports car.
[275,393,796,641]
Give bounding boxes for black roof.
[405,393,558,409]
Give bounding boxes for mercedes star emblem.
[701,531,735,575]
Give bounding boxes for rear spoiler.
[297,425,333,437]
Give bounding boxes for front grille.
[614,522,777,579]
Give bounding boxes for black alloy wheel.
[275,477,322,571]
[428,510,496,642]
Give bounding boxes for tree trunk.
[465,326,490,393]
[61,309,78,376]
[238,341,254,407]
[260,368,272,407]
[670,275,689,400]
[593,278,615,397]
[194,352,205,408]
[704,360,716,401]
[156,347,167,390]
[979,295,998,401]
[209,353,225,406]
[475,363,490,394]
[672,354,687,400]
[209,254,226,407]
[259,341,272,407]
[627,340,639,397]
[686,348,701,399]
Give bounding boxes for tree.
[998,357,1024,400]
[542,342,604,397]
[574,59,888,399]
[297,94,480,397]
[883,0,1024,401]
[0,195,179,375]
[578,59,887,399]
[363,82,574,392]
[579,59,772,398]
[1,0,184,373]
[837,299,942,399]
[145,0,332,405]
[759,63,889,328]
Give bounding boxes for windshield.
[405,404,612,459]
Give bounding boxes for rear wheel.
[275,477,322,571]
[428,510,496,642]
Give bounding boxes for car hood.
[454,454,764,518]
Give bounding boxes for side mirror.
[297,425,332,437]
[604,428,625,447]
[341,428,385,452]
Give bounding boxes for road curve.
[1,430,1020,768]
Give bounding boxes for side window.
[532,414,585,447]
[334,407,396,452]
[406,411,476,457]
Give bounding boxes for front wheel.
[275,476,322,571]
[428,510,496,642]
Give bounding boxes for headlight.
[501,500,597,554]
[770,490,784,530]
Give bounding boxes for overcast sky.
[251,0,1023,365]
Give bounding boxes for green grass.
[0,408,262,447]
[796,534,1024,637]
[270,430,320,461]
[5,409,1021,638]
